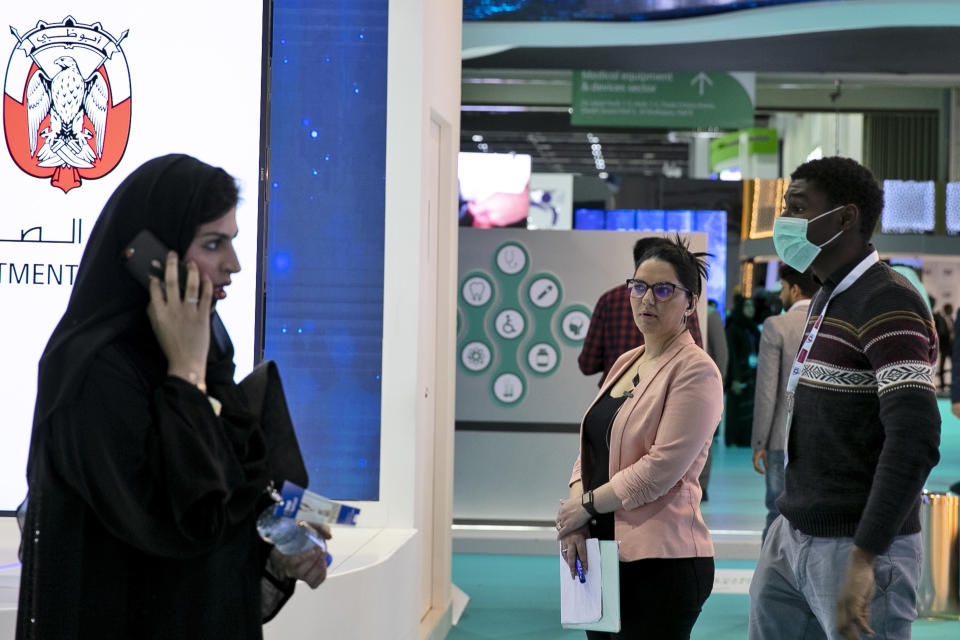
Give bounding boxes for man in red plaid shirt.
[578,237,704,386]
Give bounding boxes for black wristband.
[581,490,600,517]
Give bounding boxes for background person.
[704,299,729,385]
[748,157,940,640]
[750,264,817,542]
[953,304,960,421]
[724,294,759,447]
[698,299,729,500]
[16,155,328,640]
[932,300,952,391]
[557,237,723,639]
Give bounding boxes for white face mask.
[773,205,845,272]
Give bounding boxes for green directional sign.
[571,71,754,129]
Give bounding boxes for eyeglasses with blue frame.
[625,279,691,301]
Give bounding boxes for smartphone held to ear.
[122,230,188,298]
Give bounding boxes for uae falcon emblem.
[4,16,131,193]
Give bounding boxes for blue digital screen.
[605,209,636,230]
[264,0,387,500]
[605,209,727,318]
[574,208,605,229]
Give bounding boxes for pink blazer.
[570,331,723,561]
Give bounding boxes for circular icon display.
[461,341,492,372]
[492,373,524,404]
[561,310,591,342]
[526,342,559,374]
[494,309,525,339]
[461,275,493,307]
[495,244,526,275]
[528,277,559,309]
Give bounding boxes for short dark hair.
[632,237,673,269]
[790,156,883,239]
[635,234,709,299]
[779,264,818,298]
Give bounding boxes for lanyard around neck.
[783,250,879,459]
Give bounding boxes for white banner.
[0,3,263,510]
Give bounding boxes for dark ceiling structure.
[461,27,960,74]
[460,110,698,177]
[459,26,960,178]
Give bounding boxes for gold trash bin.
[917,491,959,618]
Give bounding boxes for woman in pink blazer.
[556,237,724,639]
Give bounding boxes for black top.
[776,248,941,555]
[19,327,278,639]
[33,155,235,428]
[583,391,629,541]
[17,155,304,639]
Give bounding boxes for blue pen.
[575,557,586,583]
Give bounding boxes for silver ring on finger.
[185,296,199,304]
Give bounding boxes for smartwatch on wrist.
[581,490,600,517]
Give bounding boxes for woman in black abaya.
[16,154,326,640]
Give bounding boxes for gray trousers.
[749,516,921,640]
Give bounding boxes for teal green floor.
[448,399,960,639]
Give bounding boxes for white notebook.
[559,539,621,632]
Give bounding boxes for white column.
[380,0,462,636]
[265,1,461,638]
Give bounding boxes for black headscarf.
[726,293,759,332]
[31,154,238,467]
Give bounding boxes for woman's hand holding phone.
[146,251,212,390]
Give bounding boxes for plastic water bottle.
[256,507,324,555]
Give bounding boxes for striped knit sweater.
[776,248,941,556]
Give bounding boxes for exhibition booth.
[1,1,460,638]
[2,1,960,638]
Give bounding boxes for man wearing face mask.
[748,157,941,640]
